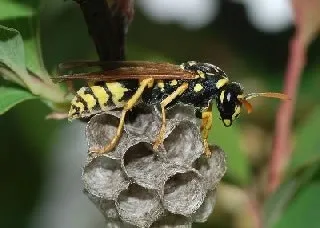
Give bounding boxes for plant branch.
[267,0,320,193]
[73,0,134,61]
[247,191,262,228]
[268,36,304,193]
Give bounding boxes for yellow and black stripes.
[90,78,154,154]
[69,81,138,119]
[69,61,232,120]
[63,60,286,157]
[69,61,234,127]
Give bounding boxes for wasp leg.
[200,104,213,157]
[90,78,154,154]
[153,82,189,150]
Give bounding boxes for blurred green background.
[0,0,319,228]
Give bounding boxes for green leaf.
[274,182,320,228]
[1,17,48,79]
[23,18,47,77]
[0,0,48,81]
[11,16,47,77]
[263,163,319,228]
[0,86,36,115]
[264,164,320,228]
[208,116,251,186]
[263,106,320,227]
[0,24,66,104]
[289,106,320,173]
[265,107,320,227]
[0,24,28,81]
[0,1,35,20]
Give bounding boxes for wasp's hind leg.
[90,78,154,154]
[153,83,189,150]
[199,104,213,157]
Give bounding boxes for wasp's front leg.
[198,104,213,157]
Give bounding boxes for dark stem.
[73,0,134,61]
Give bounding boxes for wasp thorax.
[216,82,244,127]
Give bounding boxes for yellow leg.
[200,104,213,157]
[90,78,154,154]
[153,83,189,150]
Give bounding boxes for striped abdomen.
[69,81,138,120]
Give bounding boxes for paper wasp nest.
[83,104,226,227]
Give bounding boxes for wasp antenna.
[239,99,253,114]
[245,92,289,101]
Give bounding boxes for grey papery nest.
[83,104,227,228]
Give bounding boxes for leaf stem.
[267,34,305,193]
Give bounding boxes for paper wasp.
[53,61,287,157]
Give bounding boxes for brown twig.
[73,0,134,61]
[267,36,304,193]
[267,0,320,193]
[247,191,262,228]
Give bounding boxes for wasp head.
[215,81,288,127]
[215,82,244,127]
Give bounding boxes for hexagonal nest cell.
[83,104,227,227]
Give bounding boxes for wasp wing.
[58,61,174,71]
[52,61,196,83]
